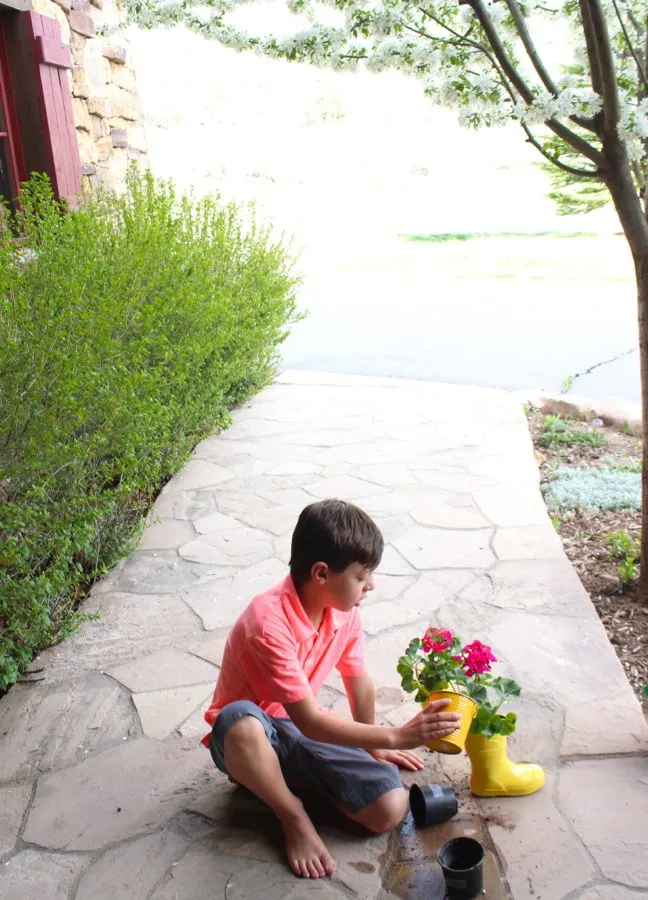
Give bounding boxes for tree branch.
[519,125,601,177]
[581,0,621,134]
[503,0,596,134]
[578,1,604,97]
[611,0,648,89]
[503,0,556,94]
[469,0,534,103]
[469,0,603,165]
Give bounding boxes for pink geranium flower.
[461,640,497,677]
[422,627,454,653]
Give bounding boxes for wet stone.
[383,849,505,899]
[393,811,487,864]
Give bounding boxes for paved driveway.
[281,239,640,403]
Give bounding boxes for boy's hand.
[392,699,462,750]
[370,749,424,771]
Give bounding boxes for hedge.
[0,171,300,689]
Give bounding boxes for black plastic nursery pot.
[437,836,485,900]
[409,783,458,828]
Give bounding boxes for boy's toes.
[321,850,337,875]
[307,859,324,878]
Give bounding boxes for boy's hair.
[290,499,384,586]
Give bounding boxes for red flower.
[422,627,454,654]
[461,640,497,676]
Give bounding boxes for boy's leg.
[282,722,409,834]
[214,709,337,879]
[336,786,409,834]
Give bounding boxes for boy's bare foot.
[281,809,337,878]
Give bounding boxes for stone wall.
[32,0,147,192]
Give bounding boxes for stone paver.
[0,783,32,859]
[23,738,210,851]
[106,647,218,693]
[1,371,647,898]
[0,850,88,899]
[558,758,648,889]
[394,525,495,569]
[478,772,596,899]
[0,676,134,782]
[74,831,189,900]
[133,683,214,739]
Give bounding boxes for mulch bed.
[527,409,648,714]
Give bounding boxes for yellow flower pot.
[425,690,477,755]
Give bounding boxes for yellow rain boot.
[465,731,545,797]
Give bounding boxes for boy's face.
[318,562,376,612]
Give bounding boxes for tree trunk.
[603,151,648,602]
[635,252,648,602]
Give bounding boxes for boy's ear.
[310,561,329,584]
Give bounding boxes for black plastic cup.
[437,836,485,899]
[409,783,458,828]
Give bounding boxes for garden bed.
[527,409,648,711]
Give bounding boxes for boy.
[202,499,460,879]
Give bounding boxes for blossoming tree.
[126,0,648,599]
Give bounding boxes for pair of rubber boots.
[464,731,545,797]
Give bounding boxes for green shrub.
[0,172,300,689]
[605,531,640,585]
[538,414,606,448]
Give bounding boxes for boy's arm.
[284,692,459,751]
[343,673,376,725]
[343,673,425,771]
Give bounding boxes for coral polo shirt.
[201,574,366,746]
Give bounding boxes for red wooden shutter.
[25,11,81,204]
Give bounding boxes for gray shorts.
[209,700,402,814]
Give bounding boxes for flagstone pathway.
[1,371,647,899]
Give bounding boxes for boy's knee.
[362,788,408,834]
[224,714,268,751]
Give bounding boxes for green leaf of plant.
[397,657,413,677]
[498,712,517,737]
[466,683,488,703]
[401,672,418,694]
